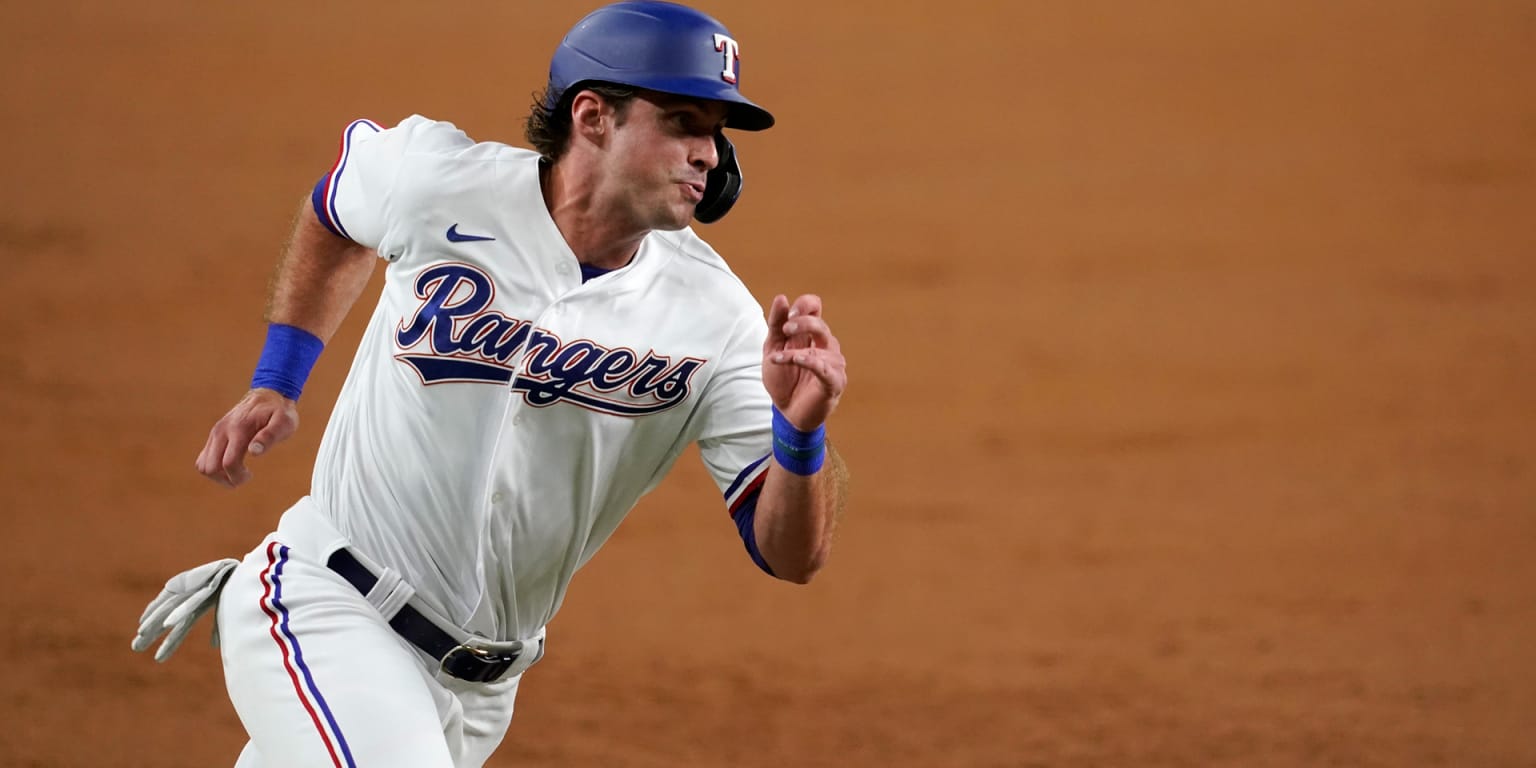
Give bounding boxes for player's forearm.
[263,200,377,342]
[753,444,848,584]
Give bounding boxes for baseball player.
[129,2,850,766]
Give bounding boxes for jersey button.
[491,492,505,503]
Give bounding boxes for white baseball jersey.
[308,115,774,641]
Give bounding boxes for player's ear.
[569,91,608,146]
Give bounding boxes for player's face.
[604,92,728,231]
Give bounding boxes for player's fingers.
[223,455,251,487]
[226,463,252,488]
[769,348,847,392]
[196,422,225,470]
[788,293,823,319]
[250,410,298,457]
[768,346,840,366]
[197,430,235,487]
[195,435,214,476]
[219,423,258,487]
[764,294,791,347]
[780,315,837,350]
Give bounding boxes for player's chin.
[649,202,695,232]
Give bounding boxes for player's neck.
[540,159,644,270]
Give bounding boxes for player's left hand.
[195,388,300,488]
[763,294,846,431]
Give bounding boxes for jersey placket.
[476,270,586,634]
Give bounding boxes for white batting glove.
[131,558,239,662]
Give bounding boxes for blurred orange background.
[1,1,1533,765]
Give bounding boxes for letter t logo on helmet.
[712,33,740,84]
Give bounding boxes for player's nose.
[690,134,719,172]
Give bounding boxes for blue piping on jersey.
[724,454,770,501]
[311,173,344,238]
[730,490,775,577]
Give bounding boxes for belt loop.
[504,634,546,678]
[365,568,415,621]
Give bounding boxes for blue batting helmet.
[545,1,775,131]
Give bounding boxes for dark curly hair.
[524,82,638,160]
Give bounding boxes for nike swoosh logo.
[446,224,495,243]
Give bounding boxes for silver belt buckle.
[440,638,519,683]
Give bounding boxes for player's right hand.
[195,388,299,488]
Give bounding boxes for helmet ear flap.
[694,132,742,224]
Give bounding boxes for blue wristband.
[771,405,826,476]
[251,323,324,401]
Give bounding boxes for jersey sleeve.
[309,115,469,251]
[694,311,774,517]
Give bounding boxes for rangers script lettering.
[394,263,704,413]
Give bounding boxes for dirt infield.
[2,1,1533,766]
